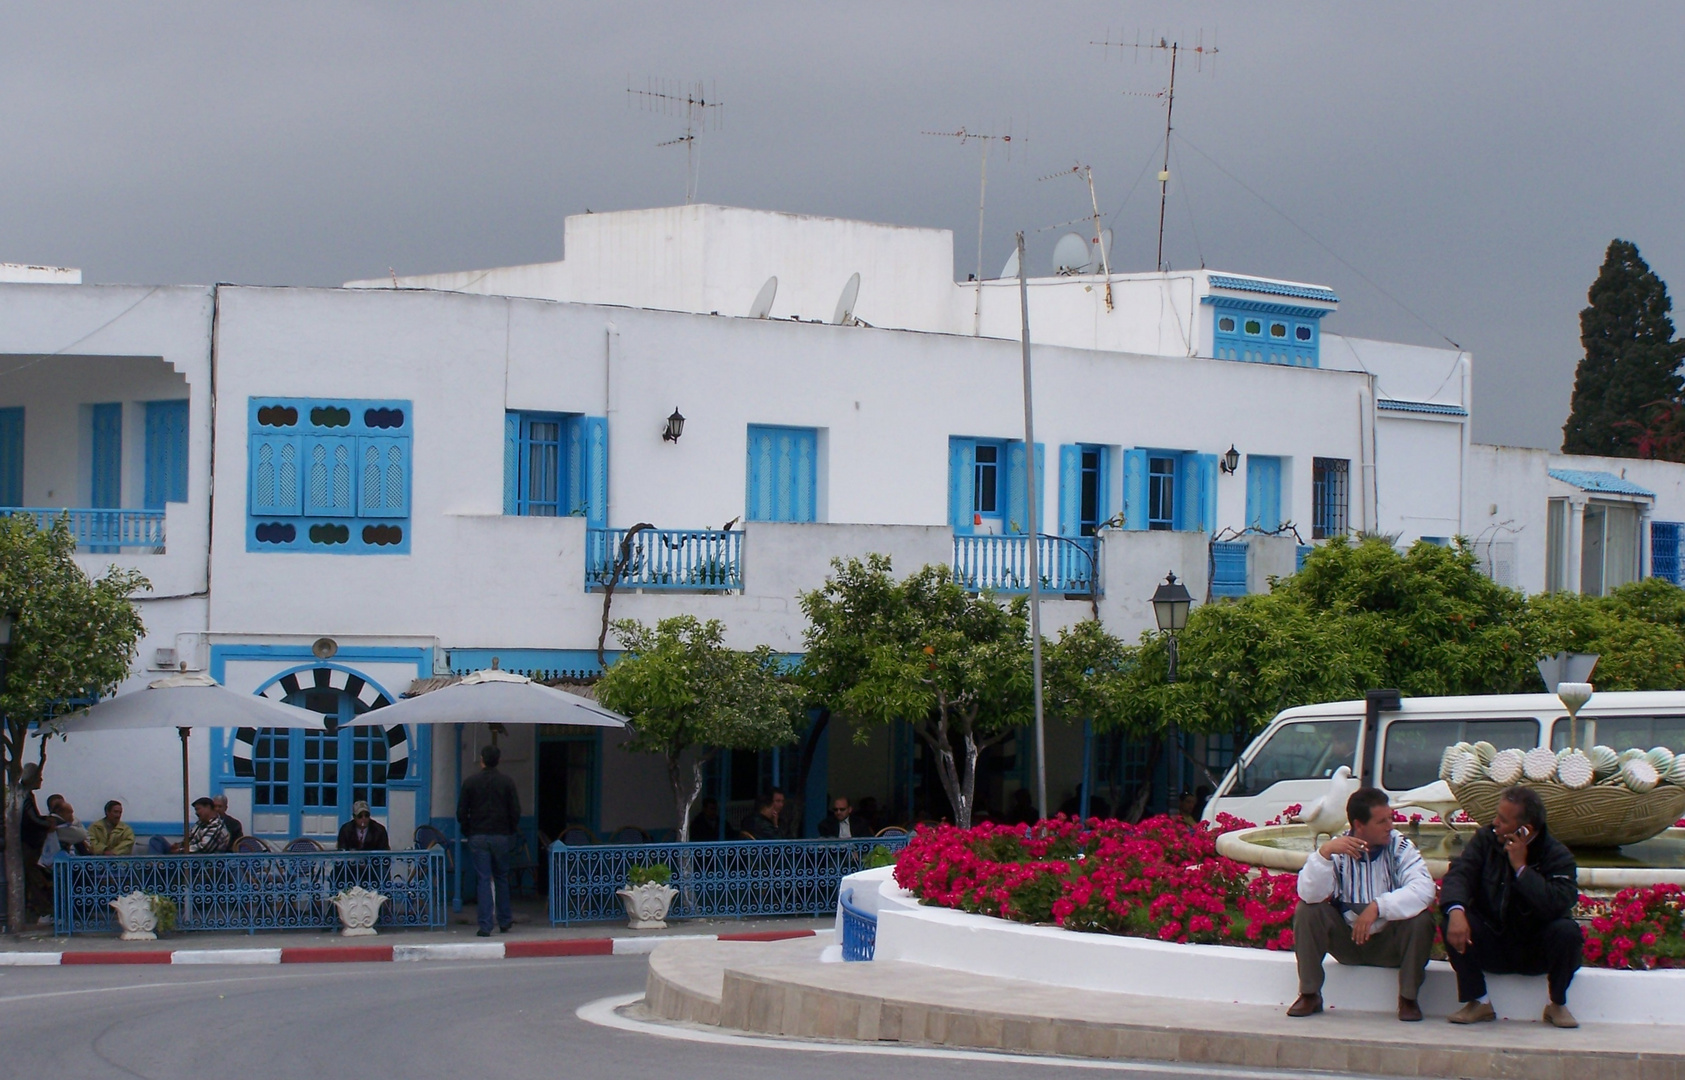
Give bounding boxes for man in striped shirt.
[1289,786,1437,1022]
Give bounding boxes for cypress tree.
[1562,239,1684,457]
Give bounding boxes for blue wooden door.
[745,425,817,522]
[144,399,189,508]
[1246,455,1283,532]
[90,403,122,508]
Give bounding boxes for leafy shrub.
[626,863,672,887]
[864,845,897,870]
[149,895,179,934]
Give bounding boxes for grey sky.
[3,2,1681,449]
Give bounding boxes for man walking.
[458,745,520,937]
[1440,785,1582,1028]
[1288,786,1437,1021]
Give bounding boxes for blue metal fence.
[1210,541,1248,598]
[5,507,166,551]
[839,886,879,961]
[586,527,742,591]
[951,534,1099,595]
[52,849,447,935]
[549,837,908,925]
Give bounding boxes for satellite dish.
[1052,232,1090,275]
[748,276,777,319]
[832,272,861,325]
[999,247,1020,280]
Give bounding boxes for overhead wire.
[0,286,164,379]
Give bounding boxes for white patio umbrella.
[58,672,326,851]
[374,668,628,729]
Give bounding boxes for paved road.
[0,956,1339,1079]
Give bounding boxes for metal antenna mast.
[1092,30,1219,271]
[628,78,724,203]
[923,125,1018,335]
[1039,164,1113,310]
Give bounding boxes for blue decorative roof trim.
[1207,274,1339,304]
[1199,296,1333,320]
[1376,399,1469,417]
[1548,469,1655,498]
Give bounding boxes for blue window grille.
[1211,541,1248,598]
[0,407,24,506]
[1312,457,1349,539]
[746,424,818,523]
[1207,298,1324,367]
[144,399,189,508]
[1246,455,1283,532]
[1059,444,1110,537]
[252,688,392,832]
[246,398,411,553]
[1652,521,1682,585]
[253,729,291,809]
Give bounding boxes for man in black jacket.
[1439,785,1582,1028]
[458,745,522,937]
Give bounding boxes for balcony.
[586,527,742,592]
[5,507,165,552]
[951,534,1100,597]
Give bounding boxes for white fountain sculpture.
[1288,766,1358,842]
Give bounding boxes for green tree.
[595,616,802,841]
[1531,579,1685,690]
[799,556,1032,828]
[3,516,148,934]
[1562,239,1685,458]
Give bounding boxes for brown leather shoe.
[1398,997,1423,1022]
[1448,1001,1497,1024]
[1543,1003,1579,1029]
[1286,992,1323,1018]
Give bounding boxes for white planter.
[333,886,388,936]
[110,891,158,941]
[616,882,678,929]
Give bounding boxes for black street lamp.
[1150,572,1192,682]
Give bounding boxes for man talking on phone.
[1440,785,1583,1028]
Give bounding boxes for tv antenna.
[1039,164,1113,310]
[628,77,724,203]
[922,124,1019,335]
[1092,30,1219,271]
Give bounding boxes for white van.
[1202,690,1685,827]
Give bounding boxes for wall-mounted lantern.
[1219,445,1240,475]
[662,408,686,443]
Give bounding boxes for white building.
[4,204,1679,852]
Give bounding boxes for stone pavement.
[645,937,1685,1080]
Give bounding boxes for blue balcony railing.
[52,849,448,935]
[586,527,742,592]
[5,507,166,552]
[951,534,1099,596]
[549,836,909,925]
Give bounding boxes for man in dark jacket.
[336,800,391,851]
[1439,785,1582,1028]
[457,744,522,936]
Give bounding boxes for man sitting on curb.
[1440,784,1582,1028]
[1288,786,1437,1022]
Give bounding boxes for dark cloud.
[2,1,1680,448]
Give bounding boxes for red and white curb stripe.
[0,928,826,966]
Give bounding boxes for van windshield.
[1551,714,1685,752]
[1233,720,1358,797]
[1382,718,1540,791]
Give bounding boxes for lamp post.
[1151,573,1193,806]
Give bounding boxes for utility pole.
[923,126,1018,335]
[1016,231,1046,822]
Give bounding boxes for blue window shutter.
[249,434,301,516]
[1004,441,1046,535]
[1058,444,1081,537]
[503,413,518,515]
[1097,446,1112,527]
[0,407,22,506]
[746,425,771,521]
[948,438,975,532]
[793,428,816,522]
[356,436,410,518]
[747,425,817,523]
[581,416,608,528]
[302,435,356,516]
[1177,453,1217,533]
[1121,448,1148,531]
[564,415,586,517]
[1197,453,1218,533]
[144,400,189,508]
[1247,456,1282,532]
[90,403,122,508]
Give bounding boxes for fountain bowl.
[1448,778,1685,848]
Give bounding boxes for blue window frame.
[90,403,122,508]
[1121,449,1217,533]
[503,412,607,527]
[246,398,411,553]
[1059,444,1110,537]
[949,437,1043,534]
[144,399,189,508]
[0,407,22,506]
[1312,457,1349,539]
[1246,455,1283,532]
[253,687,391,835]
[1208,299,1325,367]
[746,424,818,523]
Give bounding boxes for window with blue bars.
[253,688,392,829]
[745,424,818,522]
[247,397,412,554]
[253,729,291,809]
[1652,521,1682,585]
[503,412,607,527]
[1312,457,1349,539]
[0,407,22,506]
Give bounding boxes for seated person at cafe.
[1440,784,1583,1029]
[336,800,390,851]
[86,800,136,856]
[688,797,722,841]
[817,796,859,838]
[174,796,232,853]
[1289,786,1437,1022]
[212,794,244,843]
[44,795,90,858]
[741,793,782,840]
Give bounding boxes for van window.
[1382,719,1540,791]
[1233,720,1359,797]
[1551,714,1685,752]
